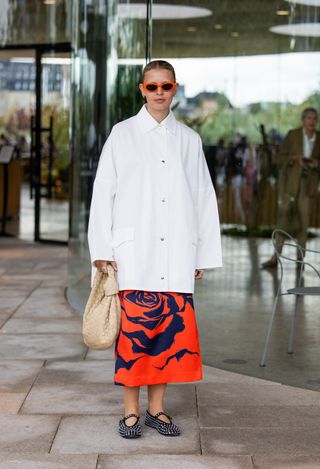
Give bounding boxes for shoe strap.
[153,411,172,422]
[124,413,139,421]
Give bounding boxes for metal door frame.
[0,42,71,244]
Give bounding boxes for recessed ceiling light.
[118,4,212,19]
[276,10,289,16]
[214,24,223,30]
[187,26,197,32]
[43,0,56,4]
[231,31,239,37]
[270,22,320,37]
[285,0,320,6]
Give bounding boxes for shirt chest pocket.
[111,227,135,279]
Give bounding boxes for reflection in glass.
[153,0,320,231]
[0,1,71,47]
[152,0,320,387]
[68,0,147,311]
[39,53,71,242]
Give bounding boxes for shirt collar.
[303,127,316,142]
[136,104,177,135]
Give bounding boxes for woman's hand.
[195,269,204,280]
[94,260,118,273]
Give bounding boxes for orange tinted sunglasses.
[142,82,177,92]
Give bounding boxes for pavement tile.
[85,348,115,360]
[17,296,68,308]
[0,454,98,469]
[0,297,26,313]
[0,274,64,283]
[20,382,197,416]
[29,287,66,301]
[1,267,37,275]
[0,334,86,360]
[0,287,31,298]
[0,415,60,452]
[197,383,320,407]
[14,301,76,318]
[1,318,82,334]
[0,256,35,264]
[0,312,11,327]
[33,261,67,271]
[200,428,320,456]
[41,279,69,287]
[0,360,44,392]
[199,405,320,428]
[0,393,26,414]
[34,360,115,385]
[98,454,253,469]
[253,455,320,468]
[202,366,279,386]
[51,415,200,454]
[20,383,125,415]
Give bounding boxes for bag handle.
[103,263,119,296]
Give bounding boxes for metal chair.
[260,228,320,367]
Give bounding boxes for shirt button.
[160,237,164,241]
[161,160,166,163]
[161,198,166,202]
[161,276,165,280]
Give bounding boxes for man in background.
[262,107,320,268]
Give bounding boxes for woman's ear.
[138,83,145,98]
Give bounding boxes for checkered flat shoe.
[118,413,142,439]
[145,410,181,436]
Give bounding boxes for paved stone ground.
[1,239,320,468]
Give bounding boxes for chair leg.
[260,291,281,367]
[288,294,300,354]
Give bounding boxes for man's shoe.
[145,410,181,436]
[119,413,142,439]
[261,258,277,269]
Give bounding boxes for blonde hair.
[142,60,176,82]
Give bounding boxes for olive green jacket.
[277,127,320,198]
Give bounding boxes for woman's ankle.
[124,408,140,416]
[148,405,163,415]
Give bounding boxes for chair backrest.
[270,229,305,293]
[271,229,304,265]
[271,229,320,285]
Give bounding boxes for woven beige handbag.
[82,263,121,350]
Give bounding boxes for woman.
[88,60,222,439]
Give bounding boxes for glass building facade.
[68,0,320,308]
[68,0,150,309]
[1,0,320,388]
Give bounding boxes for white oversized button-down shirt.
[88,104,222,293]
[303,128,316,159]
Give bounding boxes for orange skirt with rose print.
[114,290,202,386]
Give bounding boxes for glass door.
[33,46,71,243]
